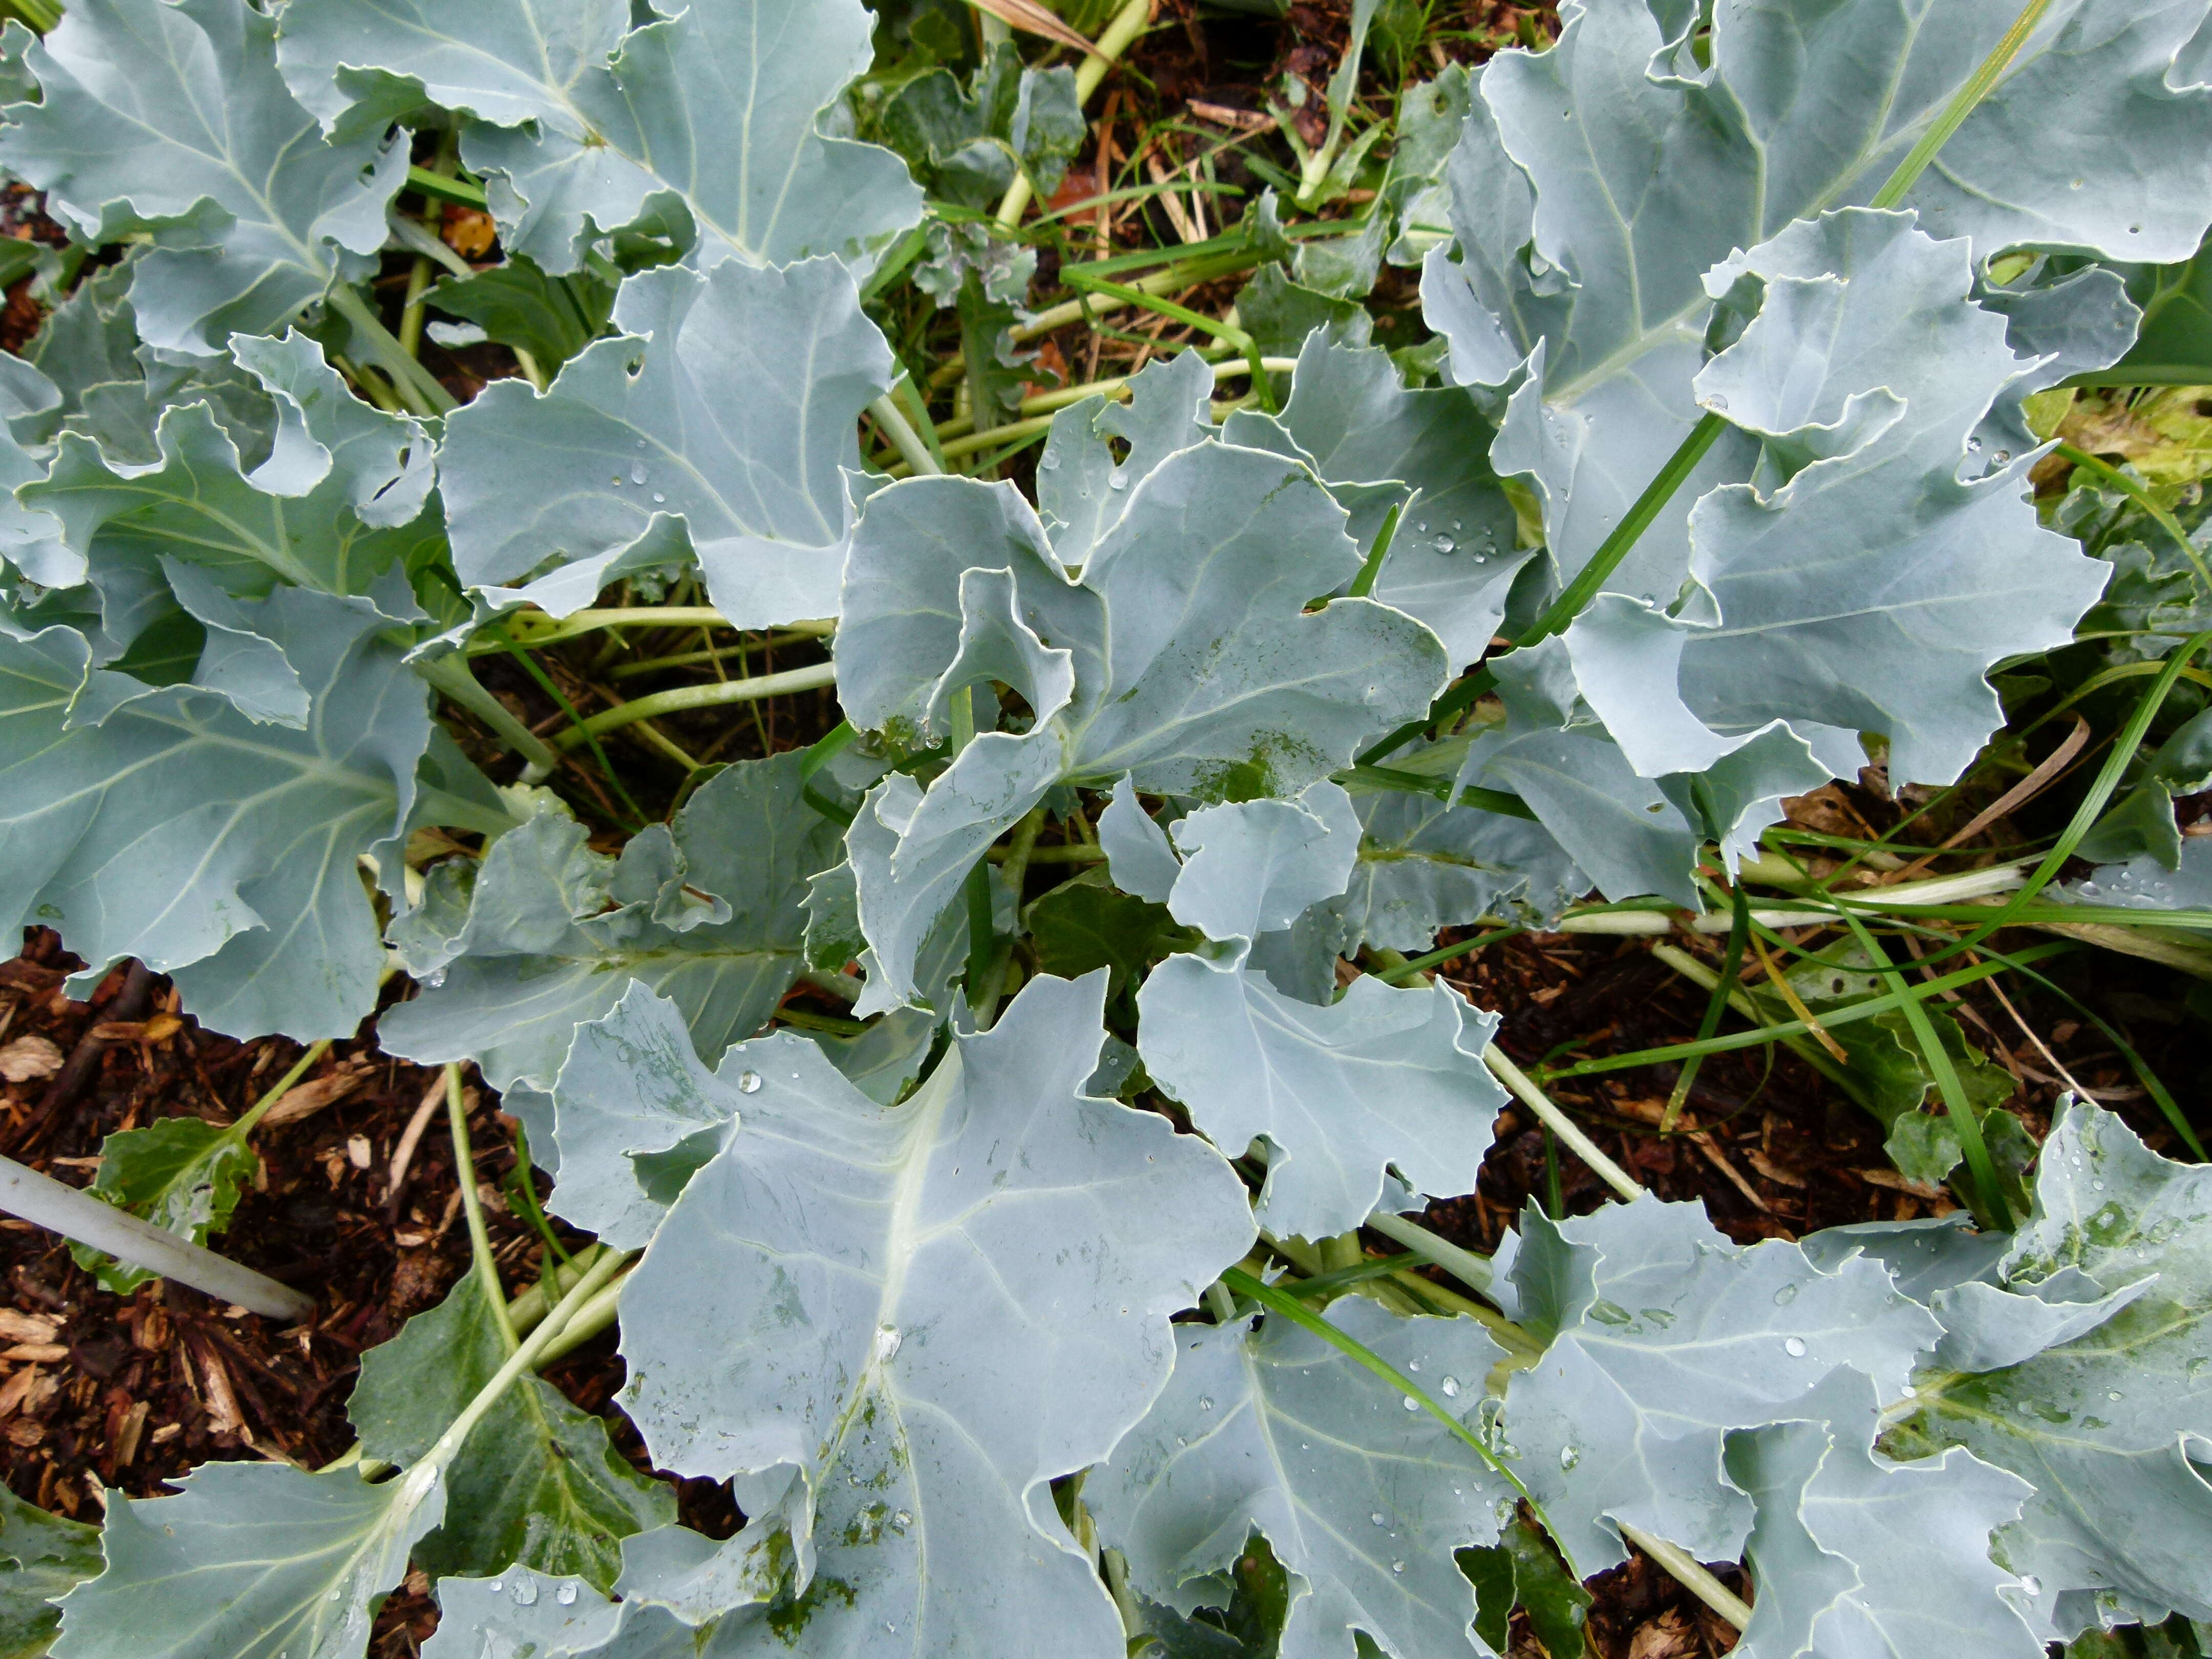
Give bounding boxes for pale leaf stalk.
[446,1063,520,1356]
[323,281,457,417]
[869,393,942,476]
[550,662,840,750]
[0,1154,313,1321]
[400,1246,628,1501]
[1482,1046,1643,1202]
[1365,1207,1493,1292]
[1615,1521,1751,1630]
[414,650,564,779]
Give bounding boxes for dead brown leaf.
[0,1033,62,1082]
[1627,1608,1698,1659]
[260,1058,376,1129]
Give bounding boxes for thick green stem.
[547,661,838,750]
[414,651,563,780]
[1364,1209,1492,1292]
[869,393,943,476]
[447,1064,520,1356]
[324,282,458,417]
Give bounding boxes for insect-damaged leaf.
[559,972,1254,1656]
[380,752,840,1096]
[438,259,891,629]
[1886,1102,2212,1640]
[837,440,1448,1008]
[274,0,922,274]
[0,0,407,359]
[1491,1195,1939,1573]
[1092,1301,1515,1659]
[0,590,429,1041]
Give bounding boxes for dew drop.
[328,1590,342,1602]
[631,462,648,484]
[1198,1396,1216,1411]
[874,1325,903,1363]
[490,1581,504,1595]
[1705,394,1729,413]
[1966,435,1983,452]
[1433,535,1456,554]
[2092,1179,2107,1192]
[1441,1376,1460,1397]
[610,474,623,485]
[1407,1361,1421,1373]
[1176,1435,1188,1447]
[1403,1395,1420,1411]
[515,1580,540,1607]
[1372,1513,1388,1526]
[895,1511,911,1526]
[738,1070,763,1094]
[1559,1444,1580,1470]
[1392,1562,1406,1575]
[1108,472,1130,492]
[2020,1576,2043,1598]
[1773,1283,1799,1306]
[652,492,666,503]
[1040,452,1060,471]
[2108,1390,2123,1402]
[1993,450,2011,464]
[2070,178,2083,188]
[1784,1336,1808,1358]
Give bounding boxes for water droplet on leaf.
[1784,1336,1807,1358]
[739,1070,762,1094]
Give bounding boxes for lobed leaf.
[1093,1303,1515,1659]
[0,0,407,359]
[380,752,840,1095]
[559,971,1255,1654]
[275,0,923,274]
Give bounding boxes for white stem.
[0,1154,313,1322]
[1365,1208,1493,1291]
[1616,1521,1752,1630]
[869,394,942,476]
[1481,1046,1644,1203]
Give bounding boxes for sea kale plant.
[0,0,2209,1655]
